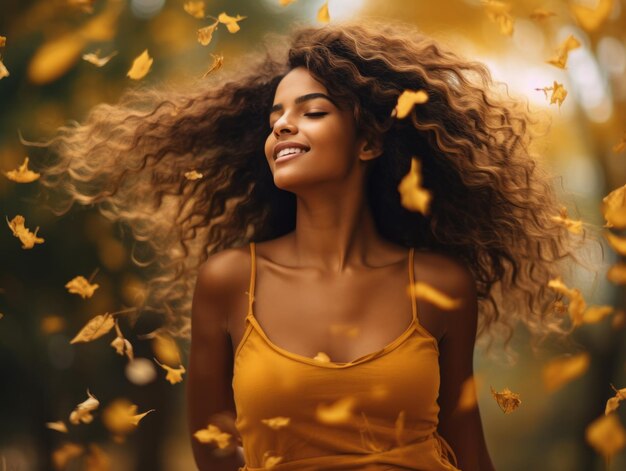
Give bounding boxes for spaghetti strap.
[247,241,256,318]
[408,246,418,324]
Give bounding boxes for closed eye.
[268,112,327,130]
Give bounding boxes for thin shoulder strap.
[408,247,418,323]
[247,241,256,318]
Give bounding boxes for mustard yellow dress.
[233,242,461,470]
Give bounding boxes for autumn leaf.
[482,0,514,36]
[69,390,99,425]
[197,20,219,46]
[82,50,118,67]
[261,416,291,430]
[52,443,84,471]
[582,305,614,324]
[535,81,568,108]
[46,421,68,433]
[127,49,153,80]
[102,398,154,440]
[408,281,462,310]
[184,1,205,19]
[146,331,182,365]
[70,313,115,344]
[397,157,432,215]
[194,423,233,448]
[111,320,134,361]
[153,358,185,384]
[0,36,6,47]
[605,231,626,256]
[490,386,521,414]
[542,352,590,392]
[529,8,556,21]
[605,384,626,415]
[316,396,356,424]
[202,53,224,78]
[391,90,428,119]
[601,184,626,229]
[585,413,626,459]
[546,34,581,69]
[613,133,626,153]
[313,351,331,362]
[4,156,40,182]
[570,0,613,32]
[184,170,203,180]
[279,0,297,5]
[218,12,247,33]
[263,454,284,469]
[65,275,99,299]
[607,263,626,285]
[0,57,8,79]
[6,215,44,249]
[550,206,583,234]
[317,1,330,23]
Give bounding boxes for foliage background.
[1,0,625,470]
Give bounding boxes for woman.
[35,18,590,471]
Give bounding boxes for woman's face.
[264,66,365,190]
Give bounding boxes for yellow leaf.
[585,413,626,459]
[408,281,462,310]
[490,385,521,414]
[0,58,8,79]
[582,305,614,324]
[546,34,581,69]
[317,1,330,23]
[482,0,514,36]
[607,262,626,285]
[52,442,84,471]
[184,170,203,180]
[316,396,356,424]
[65,275,99,299]
[391,90,428,119]
[127,49,153,80]
[535,81,568,108]
[194,423,233,449]
[260,416,291,430]
[69,390,99,425]
[102,398,154,436]
[202,53,224,78]
[217,12,247,33]
[570,0,613,32]
[542,352,590,392]
[6,215,45,249]
[550,206,583,234]
[397,157,432,215]
[313,351,331,362]
[70,313,115,344]
[184,1,205,19]
[605,231,626,256]
[151,332,182,365]
[279,0,297,5]
[82,50,118,67]
[605,384,626,415]
[0,36,5,47]
[529,8,556,21]
[27,32,85,85]
[601,184,626,229]
[111,320,134,361]
[154,358,186,384]
[46,421,68,433]
[197,20,219,46]
[4,156,40,182]
[263,454,284,468]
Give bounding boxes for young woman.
[35,18,589,471]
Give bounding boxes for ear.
[357,136,383,162]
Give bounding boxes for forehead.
[273,67,328,99]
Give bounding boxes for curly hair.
[27,18,601,363]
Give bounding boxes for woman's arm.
[436,258,496,471]
[187,255,245,471]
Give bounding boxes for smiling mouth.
[274,148,309,162]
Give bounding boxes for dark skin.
[187,67,495,470]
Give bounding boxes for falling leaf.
[542,352,590,392]
[550,206,583,234]
[263,454,284,468]
[529,8,557,21]
[456,374,483,412]
[397,157,432,215]
[70,313,115,344]
[316,396,356,424]
[570,0,613,32]
[585,413,626,459]
[535,81,568,108]
[613,133,626,153]
[111,320,134,361]
[217,12,247,33]
[6,215,44,249]
[102,398,154,439]
[605,384,626,415]
[0,36,6,47]
[82,50,118,67]
[184,1,206,18]
[317,1,330,23]
[149,332,182,365]
[547,277,587,327]
[194,424,233,449]
[46,421,68,433]
[202,53,224,78]
[605,231,626,256]
[52,443,84,471]
[607,263,626,285]
[482,0,514,36]
[197,20,219,46]
[408,281,462,310]
[65,275,99,299]
[4,157,40,182]
[127,49,153,80]
[582,305,614,324]
[153,358,186,384]
[391,90,428,119]
[184,170,203,180]
[0,58,8,79]
[261,416,291,430]
[601,184,626,229]
[27,32,85,84]
[279,0,297,5]
[313,351,331,362]
[69,390,99,425]
[546,34,581,69]
[490,386,521,414]
[394,410,406,447]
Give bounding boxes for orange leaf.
[127,49,153,80]
[397,157,432,215]
[70,313,115,344]
[4,157,40,182]
[317,1,330,23]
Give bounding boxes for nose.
[273,115,297,137]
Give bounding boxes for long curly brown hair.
[28,19,601,363]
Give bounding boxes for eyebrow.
[270,93,337,114]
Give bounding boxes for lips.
[273,141,310,160]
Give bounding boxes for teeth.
[277,147,307,158]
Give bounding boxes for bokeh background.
[1,0,625,470]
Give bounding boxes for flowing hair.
[27,18,601,363]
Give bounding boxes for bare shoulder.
[414,249,476,298]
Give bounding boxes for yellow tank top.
[233,242,461,470]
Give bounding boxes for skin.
[187,66,495,471]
